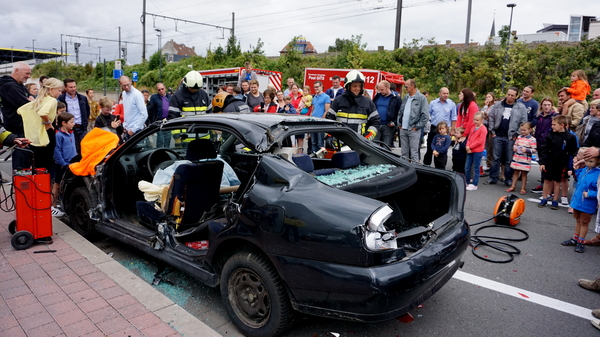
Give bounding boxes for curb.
[52,218,221,337]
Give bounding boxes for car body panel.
[59,113,469,324]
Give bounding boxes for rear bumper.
[272,220,470,322]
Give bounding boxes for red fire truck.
[199,67,283,97]
[303,68,405,98]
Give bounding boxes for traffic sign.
[113,69,123,80]
[132,71,139,82]
[115,60,122,70]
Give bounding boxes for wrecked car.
[60,114,470,337]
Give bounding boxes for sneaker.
[538,199,547,208]
[551,200,559,210]
[504,179,513,187]
[485,179,497,185]
[466,184,478,191]
[579,278,600,292]
[51,206,65,217]
[561,196,569,205]
[561,238,577,246]
[575,242,585,253]
[530,185,543,193]
[594,309,600,319]
[568,207,574,214]
[539,194,554,200]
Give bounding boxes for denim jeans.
[465,151,484,186]
[156,131,172,148]
[310,132,324,154]
[375,124,396,148]
[490,136,514,182]
[73,125,87,154]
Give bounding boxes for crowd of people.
[1,61,600,328]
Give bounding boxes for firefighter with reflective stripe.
[326,70,380,140]
[168,71,210,119]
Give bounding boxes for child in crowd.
[507,122,537,194]
[562,69,591,115]
[51,112,77,217]
[451,127,467,174]
[95,97,124,137]
[54,102,67,129]
[298,88,313,115]
[431,121,451,169]
[561,147,600,253]
[465,112,488,191]
[538,115,579,209]
[278,96,297,114]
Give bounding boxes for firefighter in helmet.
[326,70,380,140]
[168,70,210,119]
[212,92,251,114]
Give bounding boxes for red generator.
[8,169,53,250]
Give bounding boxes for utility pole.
[98,46,101,64]
[501,3,517,93]
[142,0,146,61]
[118,27,122,59]
[155,29,162,82]
[394,0,403,49]
[465,0,472,46]
[232,12,235,37]
[74,43,81,65]
[32,39,36,63]
[64,42,68,63]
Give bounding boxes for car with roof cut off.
[59,113,470,337]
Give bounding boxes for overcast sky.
[1,0,597,66]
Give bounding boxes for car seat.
[186,139,217,161]
[162,160,224,228]
[331,150,361,169]
[292,153,336,176]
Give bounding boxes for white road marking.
[453,270,595,320]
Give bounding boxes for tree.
[498,25,510,48]
[148,51,166,71]
[226,35,242,58]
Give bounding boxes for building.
[161,39,197,63]
[279,37,317,55]
[567,15,597,41]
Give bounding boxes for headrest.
[332,151,360,169]
[292,153,314,173]
[186,139,216,161]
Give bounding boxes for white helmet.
[182,71,203,89]
[344,70,365,90]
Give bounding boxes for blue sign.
[132,71,139,82]
[113,69,123,80]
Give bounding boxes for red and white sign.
[303,68,405,98]
[198,67,283,97]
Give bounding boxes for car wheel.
[8,220,16,234]
[11,231,34,250]
[220,252,293,337]
[69,187,98,238]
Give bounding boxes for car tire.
[69,187,99,239]
[220,251,294,337]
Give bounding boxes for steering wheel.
[372,140,392,151]
[147,149,183,176]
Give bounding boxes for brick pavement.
[0,207,221,337]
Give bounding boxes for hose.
[468,209,529,263]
